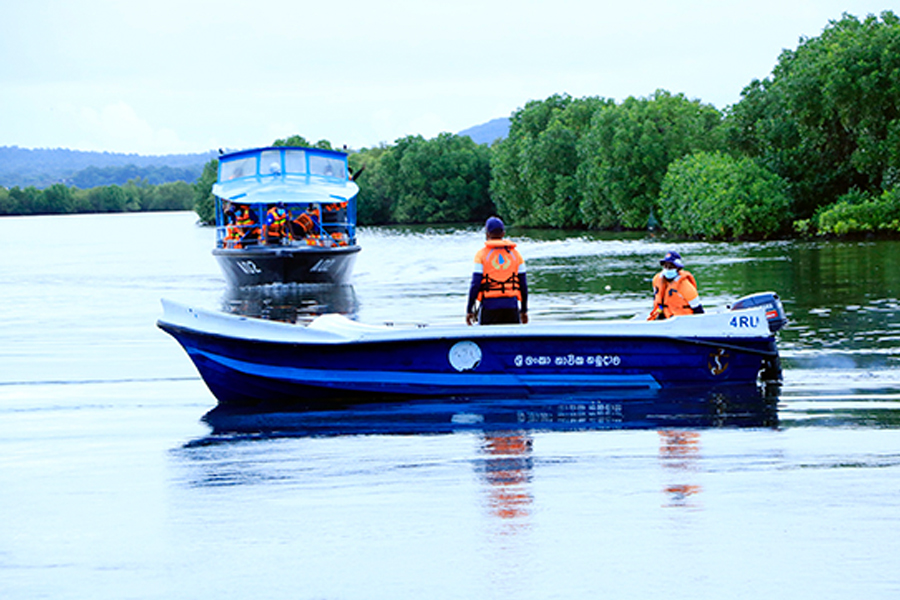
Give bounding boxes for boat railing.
[216,210,356,250]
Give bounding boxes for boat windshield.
[220,156,256,181]
[284,150,307,174]
[310,155,346,179]
[219,147,348,181]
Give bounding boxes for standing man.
[467,217,529,325]
[648,250,704,320]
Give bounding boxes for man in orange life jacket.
[265,202,289,243]
[648,250,704,320]
[466,217,529,325]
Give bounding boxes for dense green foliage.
[579,91,724,229]
[273,135,335,150]
[68,164,202,188]
[796,187,900,236]
[0,179,195,216]
[490,91,724,231]
[659,152,792,239]
[354,133,494,225]
[491,94,611,228]
[193,159,218,225]
[725,11,900,222]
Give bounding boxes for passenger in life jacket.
[233,204,259,245]
[223,207,243,249]
[322,201,348,236]
[648,250,704,320]
[265,202,289,243]
[466,216,529,326]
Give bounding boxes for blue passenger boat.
[211,146,360,286]
[158,293,786,410]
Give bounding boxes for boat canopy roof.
[213,146,359,205]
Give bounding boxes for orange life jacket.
[234,206,259,238]
[292,212,315,235]
[475,239,524,301]
[224,224,243,249]
[650,269,699,319]
[235,206,254,226]
[266,206,288,238]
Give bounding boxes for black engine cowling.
[730,292,787,333]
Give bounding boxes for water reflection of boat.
[221,284,359,324]
[195,386,779,438]
[211,146,361,287]
[158,293,786,409]
[478,433,534,522]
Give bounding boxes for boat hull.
[158,302,780,410]
[213,245,360,286]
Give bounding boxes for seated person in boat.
[648,250,704,320]
[466,216,529,326]
[233,204,259,246]
[264,202,289,244]
[223,206,243,249]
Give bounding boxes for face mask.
[663,268,678,280]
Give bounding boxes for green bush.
[814,187,900,235]
[659,152,791,239]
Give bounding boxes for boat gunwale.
[211,244,361,257]
[158,300,777,347]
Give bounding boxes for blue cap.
[485,217,505,235]
[660,250,684,268]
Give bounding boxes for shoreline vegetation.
[3,11,899,241]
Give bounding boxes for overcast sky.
[0,0,889,155]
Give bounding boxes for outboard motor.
[730,292,787,333]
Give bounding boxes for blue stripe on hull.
[189,347,662,399]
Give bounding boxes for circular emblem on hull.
[449,341,482,372]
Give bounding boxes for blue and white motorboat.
[157,293,786,410]
[211,146,360,286]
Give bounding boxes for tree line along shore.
[5,12,899,240]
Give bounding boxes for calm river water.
[2,211,899,599]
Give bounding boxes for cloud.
[66,101,193,155]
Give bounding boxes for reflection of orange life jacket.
[475,239,524,301]
[650,269,699,319]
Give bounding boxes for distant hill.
[0,146,216,189]
[458,118,510,145]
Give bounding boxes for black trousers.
[478,297,521,325]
